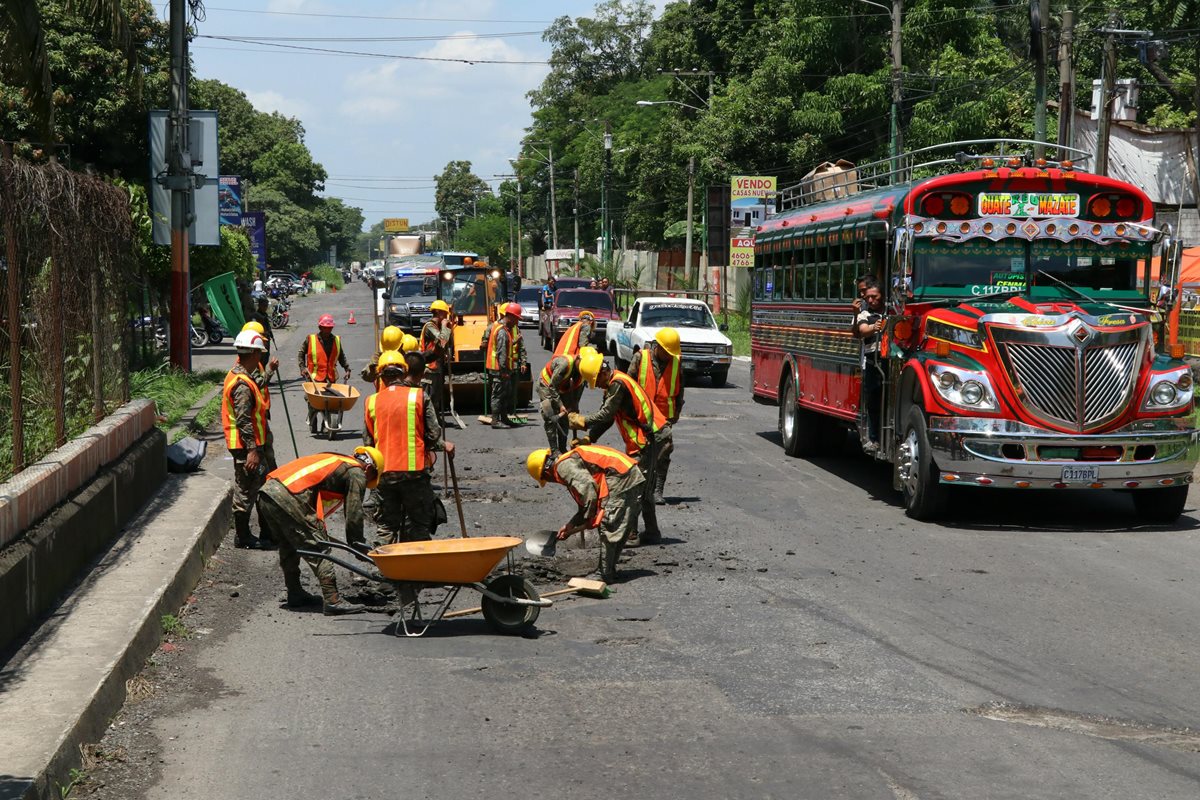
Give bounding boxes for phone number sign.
[978,192,1079,218]
[730,237,755,268]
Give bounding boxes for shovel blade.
[525,529,558,557]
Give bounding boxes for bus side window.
[816,243,830,300]
[753,267,763,300]
[772,267,784,301]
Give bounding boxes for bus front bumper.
[926,416,1199,489]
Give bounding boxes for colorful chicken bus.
[750,140,1197,521]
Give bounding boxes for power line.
[204,31,543,42]
[202,6,559,24]
[196,35,551,65]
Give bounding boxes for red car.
[540,288,618,350]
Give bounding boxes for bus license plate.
[1061,465,1099,483]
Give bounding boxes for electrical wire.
[195,35,551,65]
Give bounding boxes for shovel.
[447,447,469,538]
[524,529,559,557]
[443,577,608,620]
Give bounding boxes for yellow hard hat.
[578,345,599,360]
[401,333,419,353]
[242,321,265,335]
[654,327,682,358]
[430,300,450,314]
[526,448,552,486]
[381,325,403,351]
[377,350,406,373]
[579,349,604,388]
[353,446,383,488]
[579,310,596,321]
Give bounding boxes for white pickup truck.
[606,297,734,387]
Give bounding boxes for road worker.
[628,327,684,504]
[485,303,523,429]
[526,444,645,583]
[299,314,351,429]
[479,302,504,419]
[537,346,599,455]
[222,329,279,550]
[568,358,671,545]
[363,350,453,546]
[420,299,456,421]
[361,325,404,387]
[257,448,383,615]
[507,302,529,425]
[553,309,596,358]
[240,321,281,535]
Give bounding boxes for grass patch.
[312,263,345,291]
[130,364,224,430]
[724,312,750,356]
[160,613,190,640]
[173,390,224,442]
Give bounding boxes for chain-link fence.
[0,146,137,480]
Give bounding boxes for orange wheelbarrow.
[302,381,360,439]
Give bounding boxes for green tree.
[434,160,490,225]
[252,140,327,205]
[317,197,364,265]
[247,184,320,270]
[189,78,306,181]
[455,213,513,267]
[190,225,255,285]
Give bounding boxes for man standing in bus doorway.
[855,283,886,452]
[629,327,684,505]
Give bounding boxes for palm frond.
[0,0,54,138]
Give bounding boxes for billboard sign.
[544,248,584,261]
[218,176,242,225]
[241,211,268,273]
[149,109,220,246]
[730,175,776,236]
[383,217,410,233]
[730,236,755,268]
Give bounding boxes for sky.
[185,0,668,232]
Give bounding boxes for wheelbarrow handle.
[319,537,374,563]
[295,549,383,582]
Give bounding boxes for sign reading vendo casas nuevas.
[978,192,1079,218]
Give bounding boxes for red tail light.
[1088,193,1141,220]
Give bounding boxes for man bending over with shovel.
[525,444,645,583]
[257,447,382,616]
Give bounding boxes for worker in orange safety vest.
[628,327,684,505]
[222,328,280,550]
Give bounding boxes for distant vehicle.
[541,288,618,350]
[538,276,594,330]
[430,251,481,268]
[514,286,541,329]
[607,297,733,387]
[387,273,440,332]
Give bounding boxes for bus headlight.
[927,363,998,411]
[1143,368,1193,411]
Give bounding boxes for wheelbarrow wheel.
[309,409,318,435]
[481,574,541,634]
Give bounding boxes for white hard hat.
[234,329,267,352]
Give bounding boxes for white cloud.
[266,0,319,11]
[245,89,311,119]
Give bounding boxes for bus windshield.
[912,239,1150,300]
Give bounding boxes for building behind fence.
[0,147,138,480]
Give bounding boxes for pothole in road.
[595,636,645,647]
[967,701,1200,753]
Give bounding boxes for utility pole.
[573,168,580,275]
[684,156,696,288]
[509,212,515,274]
[602,121,612,267]
[890,0,903,170]
[1033,0,1049,156]
[547,144,558,250]
[1057,9,1075,153]
[1095,20,1119,176]
[167,0,191,370]
[516,177,522,276]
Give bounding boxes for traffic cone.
[348,311,357,324]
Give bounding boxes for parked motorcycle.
[197,308,226,344]
[270,301,289,329]
[190,323,209,348]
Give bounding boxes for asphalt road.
[106,280,1200,798]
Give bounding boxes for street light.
[522,141,558,250]
[856,0,902,166]
[635,99,707,113]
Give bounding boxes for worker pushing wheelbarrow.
[300,313,357,438]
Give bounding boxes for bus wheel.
[779,375,820,457]
[898,406,947,520]
[1131,485,1188,524]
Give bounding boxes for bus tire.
[1130,485,1188,524]
[779,374,821,457]
[898,406,947,520]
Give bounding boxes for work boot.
[653,471,667,505]
[323,598,366,616]
[639,529,662,546]
[233,515,264,550]
[285,588,321,608]
[599,541,621,584]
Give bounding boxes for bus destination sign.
[978,192,1079,218]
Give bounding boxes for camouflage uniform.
[536,355,584,454]
[420,318,453,418]
[628,349,683,489]
[227,363,276,544]
[489,324,517,423]
[585,378,673,541]
[257,462,367,603]
[363,383,444,546]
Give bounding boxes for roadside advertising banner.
[383,218,410,233]
[730,175,776,237]
[730,236,755,268]
[241,211,268,273]
[218,176,242,225]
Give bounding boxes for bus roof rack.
[778,139,1093,211]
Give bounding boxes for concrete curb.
[0,470,232,800]
[166,384,223,443]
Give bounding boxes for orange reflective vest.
[267,452,360,520]
[365,386,429,473]
[485,324,517,371]
[305,334,341,382]
[553,319,590,358]
[222,371,268,450]
[610,371,666,455]
[539,356,583,395]
[551,445,639,527]
[653,355,682,419]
